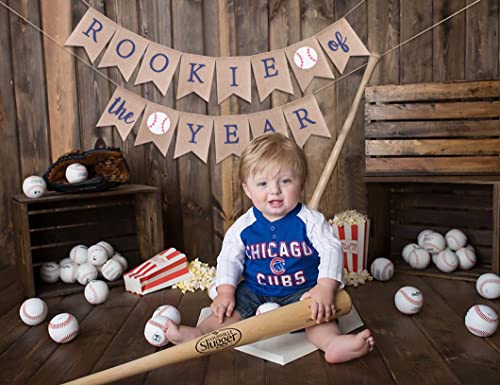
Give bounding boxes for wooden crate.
[367,179,500,280]
[364,80,500,280]
[11,184,164,298]
[365,80,500,176]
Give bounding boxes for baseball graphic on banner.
[147,111,171,135]
[294,46,318,69]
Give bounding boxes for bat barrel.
[62,289,352,385]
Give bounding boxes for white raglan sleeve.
[215,221,246,288]
[306,209,344,288]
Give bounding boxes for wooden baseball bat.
[308,53,381,210]
[62,289,351,385]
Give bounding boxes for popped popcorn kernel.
[343,268,373,287]
[173,258,216,294]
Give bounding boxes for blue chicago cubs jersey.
[216,203,344,297]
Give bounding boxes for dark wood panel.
[366,80,500,102]
[365,156,500,175]
[352,278,462,385]
[366,101,500,121]
[365,120,500,139]
[390,192,491,210]
[366,138,500,156]
[390,207,492,229]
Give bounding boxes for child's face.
[243,166,303,222]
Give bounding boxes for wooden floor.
[1,264,499,385]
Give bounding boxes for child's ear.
[242,183,252,200]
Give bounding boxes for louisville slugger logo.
[195,328,242,353]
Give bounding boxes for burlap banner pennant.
[248,107,288,139]
[64,8,117,63]
[97,87,147,141]
[98,26,149,81]
[216,56,252,104]
[283,95,330,147]
[251,50,294,102]
[135,43,181,96]
[316,18,370,74]
[174,113,214,163]
[135,102,179,156]
[285,38,334,92]
[214,115,251,163]
[177,54,216,102]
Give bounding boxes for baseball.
[407,247,431,270]
[475,273,500,300]
[40,262,60,283]
[394,286,424,315]
[84,280,109,304]
[87,244,108,266]
[417,229,433,247]
[70,244,88,264]
[101,259,123,281]
[48,313,79,343]
[435,248,459,273]
[431,253,439,266]
[465,304,498,337]
[111,253,128,272]
[22,176,47,199]
[370,257,394,281]
[401,243,418,263]
[256,302,281,315]
[207,279,218,300]
[59,262,79,284]
[153,305,181,324]
[97,241,114,257]
[147,111,171,135]
[144,315,170,347]
[445,228,467,251]
[293,46,318,70]
[65,163,88,184]
[456,245,476,270]
[59,257,72,266]
[77,263,98,285]
[19,298,48,326]
[422,232,446,254]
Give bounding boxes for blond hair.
[239,133,308,183]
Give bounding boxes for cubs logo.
[270,257,285,275]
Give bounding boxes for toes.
[359,329,372,339]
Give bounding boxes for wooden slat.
[40,0,79,160]
[390,191,492,210]
[28,288,139,385]
[0,1,21,266]
[352,278,462,385]
[390,207,491,229]
[393,275,500,385]
[432,0,465,81]
[366,138,500,156]
[365,156,500,175]
[366,101,500,121]
[365,120,500,139]
[0,293,93,385]
[366,80,500,102]
[400,0,433,83]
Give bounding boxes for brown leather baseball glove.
[43,148,130,193]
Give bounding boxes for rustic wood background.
[0,0,499,267]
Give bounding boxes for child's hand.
[210,284,236,323]
[300,278,339,323]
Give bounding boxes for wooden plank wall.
[1,0,499,266]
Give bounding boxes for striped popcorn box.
[330,217,370,273]
[124,248,191,295]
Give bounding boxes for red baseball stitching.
[49,314,73,329]
[382,262,392,279]
[474,305,498,323]
[306,47,317,63]
[58,330,78,343]
[161,116,169,133]
[441,253,456,268]
[89,283,98,303]
[467,325,491,337]
[400,289,422,306]
[148,113,158,129]
[295,52,304,68]
[21,301,46,321]
[447,234,462,248]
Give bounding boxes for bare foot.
[324,329,375,363]
[165,320,202,345]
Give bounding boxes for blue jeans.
[234,280,312,319]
